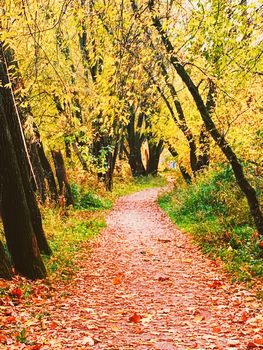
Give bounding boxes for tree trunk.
[29,142,47,203]
[72,141,88,171]
[0,43,51,256]
[147,140,164,176]
[0,240,13,280]
[37,141,58,201]
[51,150,74,206]
[196,124,210,171]
[126,109,146,177]
[149,5,263,235]
[0,102,46,279]
[168,145,192,184]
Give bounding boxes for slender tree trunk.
[29,142,47,203]
[51,150,74,206]
[72,142,88,171]
[168,145,192,184]
[37,143,58,201]
[149,4,263,235]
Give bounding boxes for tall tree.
[147,0,263,236]
[0,45,47,278]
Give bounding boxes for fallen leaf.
[158,238,171,243]
[5,316,16,324]
[208,280,223,288]
[31,345,42,350]
[241,311,249,322]
[0,335,7,344]
[10,288,23,298]
[194,315,205,322]
[129,312,142,323]
[212,326,221,333]
[247,342,256,348]
[158,276,170,282]
[112,273,123,285]
[254,338,263,346]
[81,336,95,346]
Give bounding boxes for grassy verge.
[158,166,263,284]
[42,175,166,280]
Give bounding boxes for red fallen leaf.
[10,288,23,298]
[5,316,16,323]
[259,241,263,249]
[212,326,221,333]
[129,312,142,323]
[247,342,256,348]
[0,335,7,344]
[49,321,58,330]
[158,276,170,282]
[254,338,263,346]
[31,345,42,350]
[208,280,223,288]
[241,311,248,322]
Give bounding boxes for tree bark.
[0,240,13,280]
[37,141,58,201]
[148,4,263,235]
[168,145,192,184]
[0,101,46,279]
[0,43,51,256]
[147,140,164,176]
[51,150,74,206]
[126,109,146,177]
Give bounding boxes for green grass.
[42,207,106,279]
[159,165,263,283]
[111,174,167,197]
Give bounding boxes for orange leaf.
[112,274,123,285]
[212,326,221,333]
[129,312,142,323]
[49,321,58,330]
[241,312,248,322]
[254,338,263,346]
[5,316,16,324]
[0,335,7,344]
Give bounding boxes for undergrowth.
[159,165,263,283]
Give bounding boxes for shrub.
[159,164,263,281]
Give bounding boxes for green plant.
[159,165,263,282]
[16,328,28,344]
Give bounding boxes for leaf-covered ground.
[0,188,263,349]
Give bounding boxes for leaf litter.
[0,188,263,349]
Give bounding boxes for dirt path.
[1,188,263,349]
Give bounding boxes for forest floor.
[1,188,263,349]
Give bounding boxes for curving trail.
[1,188,263,349]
